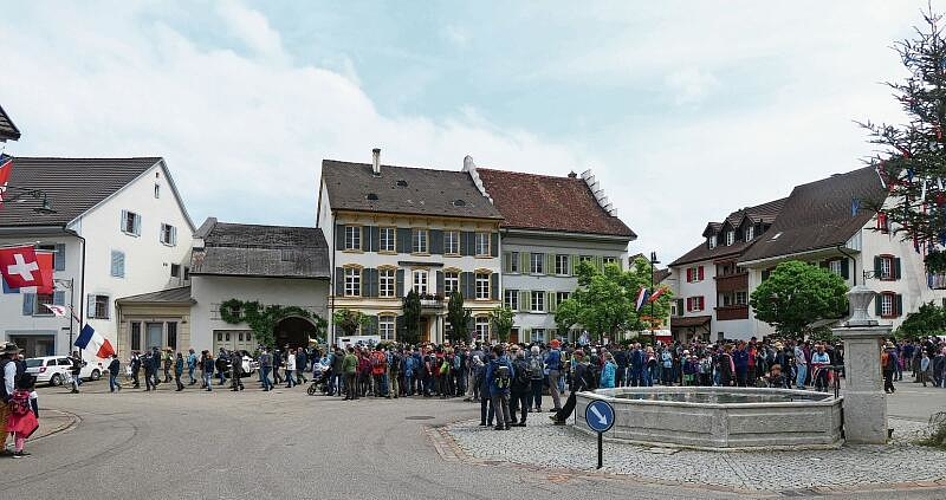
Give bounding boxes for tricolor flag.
[647,287,667,304]
[0,154,12,207]
[44,304,69,317]
[0,245,54,294]
[635,287,650,311]
[74,324,116,359]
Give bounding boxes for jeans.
[509,390,529,424]
[203,371,213,391]
[547,370,562,410]
[109,374,119,392]
[261,366,273,391]
[530,379,544,409]
[286,369,296,388]
[795,364,808,390]
[187,367,196,384]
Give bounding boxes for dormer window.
[726,231,734,246]
[708,236,717,249]
[745,226,754,242]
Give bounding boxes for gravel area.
[446,416,946,492]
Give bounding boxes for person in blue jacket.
[599,353,616,389]
[485,345,514,431]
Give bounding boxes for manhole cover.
[405,415,435,420]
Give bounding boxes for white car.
[24,356,106,386]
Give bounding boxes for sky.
[0,1,928,262]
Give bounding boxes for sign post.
[584,400,615,469]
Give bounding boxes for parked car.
[25,356,106,386]
[223,350,258,378]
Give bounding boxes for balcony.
[716,304,749,321]
[715,272,748,293]
[419,294,445,310]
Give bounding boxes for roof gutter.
[738,245,857,267]
[501,226,633,243]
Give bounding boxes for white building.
[0,157,194,358]
[470,159,636,344]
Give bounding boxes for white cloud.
[441,25,470,47]
[664,68,719,106]
[216,1,288,63]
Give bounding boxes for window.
[379,316,396,341]
[505,251,520,273]
[531,328,546,343]
[379,268,396,298]
[167,322,178,351]
[686,266,705,283]
[111,250,125,278]
[90,294,110,319]
[876,255,900,280]
[556,291,571,304]
[131,322,141,351]
[121,210,141,236]
[530,253,545,274]
[412,229,429,254]
[734,291,748,305]
[413,270,428,295]
[725,231,734,246]
[603,257,618,268]
[444,271,459,294]
[580,255,595,265]
[474,316,490,343]
[444,231,460,255]
[184,267,190,281]
[160,223,177,246]
[475,272,490,300]
[33,293,54,316]
[504,289,519,311]
[344,267,361,297]
[686,296,705,312]
[829,260,842,276]
[880,293,894,317]
[475,232,490,256]
[708,236,717,249]
[555,254,570,275]
[379,227,396,253]
[877,212,890,234]
[154,184,161,199]
[745,226,755,242]
[344,226,362,251]
[171,264,181,278]
[531,291,545,312]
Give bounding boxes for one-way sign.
[585,400,615,433]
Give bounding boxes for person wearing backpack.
[7,370,38,459]
[527,346,544,411]
[388,348,401,398]
[544,339,563,413]
[509,346,531,427]
[485,345,514,431]
[599,353,616,389]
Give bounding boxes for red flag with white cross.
[0,245,53,293]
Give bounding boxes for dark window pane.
[131,322,141,351]
[167,322,178,350]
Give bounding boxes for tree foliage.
[749,260,849,338]
[400,289,423,346]
[333,309,369,338]
[861,8,946,258]
[897,301,946,338]
[554,257,673,342]
[446,291,472,343]
[219,299,326,347]
[489,306,514,343]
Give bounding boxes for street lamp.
[54,278,75,350]
[650,251,660,344]
[5,186,57,214]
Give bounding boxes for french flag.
[647,287,667,304]
[635,287,650,311]
[74,324,116,359]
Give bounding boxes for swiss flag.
[0,246,53,293]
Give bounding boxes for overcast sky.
[0,1,926,261]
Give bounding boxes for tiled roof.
[191,220,330,279]
[671,315,712,328]
[321,160,502,220]
[0,105,21,141]
[0,157,160,227]
[739,166,887,264]
[654,268,671,284]
[116,287,193,305]
[476,168,636,238]
[669,198,787,267]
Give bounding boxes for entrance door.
[146,323,163,350]
[420,318,430,343]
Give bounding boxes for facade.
[471,159,636,343]
[317,151,503,346]
[668,199,785,342]
[0,157,195,358]
[114,287,193,360]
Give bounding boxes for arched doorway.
[274,316,317,349]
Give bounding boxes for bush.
[918,411,946,450]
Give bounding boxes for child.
[7,374,39,458]
[767,364,787,389]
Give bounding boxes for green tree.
[489,306,514,343]
[749,260,849,338]
[860,9,946,260]
[446,292,472,343]
[333,309,369,337]
[400,289,423,346]
[898,301,946,338]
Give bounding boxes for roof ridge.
[476,167,583,182]
[14,156,162,161]
[213,221,324,231]
[323,159,467,175]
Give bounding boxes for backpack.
[514,360,530,387]
[881,351,892,370]
[10,389,31,416]
[371,353,383,368]
[439,360,451,375]
[528,356,543,380]
[494,363,511,390]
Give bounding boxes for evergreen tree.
[489,306,514,343]
[400,289,422,346]
[446,292,472,343]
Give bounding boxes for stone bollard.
[831,284,889,444]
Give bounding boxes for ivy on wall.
[218,299,326,347]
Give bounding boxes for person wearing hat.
[882,341,898,394]
[1,342,24,454]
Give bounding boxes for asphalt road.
[7,378,946,500]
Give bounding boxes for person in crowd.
[7,369,38,459]
[919,349,931,388]
[174,352,185,391]
[794,341,808,390]
[296,347,308,385]
[544,339,563,413]
[478,356,493,427]
[388,348,401,399]
[201,351,214,392]
[550,350,595,425]
[486,345,514,431]
[343,347,358,401]
[508,345,531,427]
[332,347,345,397]
[527,345,544,411]
[1,343,23,455]
[718,344,735,387]
[285,348,297,389]
[882,341,899,394]
[259,347,273,392]
[733,341,749,387]
[68,351,84,394]
[143,350,157,392]
[130,351,141,389]
[811,344,831,392]
[230,352,244,391]
[599,352,616,389]
[162,347,173,383]
[767,363,787,388]
[215,350,229,386]
[186,348,198,386]
[108,354,121,393]
[370,347,387,397]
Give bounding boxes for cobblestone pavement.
[445,414,946,493]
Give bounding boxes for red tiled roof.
[476,168,636,238]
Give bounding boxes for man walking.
[68,351,84,394]
[201,351,214,392]
[186,348,198,385]
[130,351,141,389]
[486,345,514,430]
[544,339,563,412]
[108,354,121,393]
[259,348,274,391]
[143,350,157,391]
[343,347,358,401]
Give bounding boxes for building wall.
[189,275,329,352]
[115,303,191,359]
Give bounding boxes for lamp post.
[650,251,660,344]
[54,278,74,352]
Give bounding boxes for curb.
[29,409,80,443]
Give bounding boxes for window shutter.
[896,294,903,316]
[429,229,443,255]
[491,273,499,301]
[545,253,554,275]
[335,268,344,296]
[520,252,529,273]
[397,228,411,253]
[133,213,141,236]
[171,226,178,246]
[520,291,529,311]
[686,297,692,312]
[874,256,882,276]
[104,297,111,320]
[490,232,499,257]
[111,251,125,278]
[840,258,850,280]
[335,224,345,251]
[571,255,579,274]
[874,296,882,317]
[121,210,127,232]
[87,294,96,319]
[698,266,705,281]
[22,293,35,316]
[364,268,375,298]
[436,271,444,295]
[675,298,684,315]
[548,291,557,312]
[53,290,65,306]
[894,258,902,280]
[686,268,693,282]
[54,244,66,271]
[460,232,471,256]
[502,252,511,273]
[462,272,474,299]
[396,269,405,297]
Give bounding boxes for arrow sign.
[589,404,608,426]
[585,400,615,433]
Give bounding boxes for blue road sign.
[585,400,615,433]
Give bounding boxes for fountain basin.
[574,387,843,451]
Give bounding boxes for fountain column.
[831,284,889,444]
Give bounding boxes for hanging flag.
[0,154,12,207]
[647,287,667,304]
[44,304,68,317]
[74,324,115,359]
[0,246,53,293]
[635,287,650,311]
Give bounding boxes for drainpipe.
[64,227,87,355]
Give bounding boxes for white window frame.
[412,229,429,254]
[91,294,110,319]
[160,223,177,247]
[475,232,490,256]
[413,270,428,295]
[531,291,545,312]
[603,257,618,268]
[504,289,519,311]
[344,267,361,297]
[829,259,842,276]
[556,291,570,304]
[444,271,459,295]
[531,328,546,343]
[530,253,544,274]
[474,316,490,343]
[735,291,748,305]
[475,272,490,300]
[725,231,734,246]
[880,293,893,317]
[121,210,141,237]
[508,251,519,273]
[444,231,460,255]
[555,254,569,275]
[379,268,396,298]
[344,226,362,251]
[708,236,717,249]
[379,315,396,341]
[745,226,754,242]
[880,256,893,280]
[379,227,396,253]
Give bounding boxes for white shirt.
[286,356,296,371]
[3,360,16,396]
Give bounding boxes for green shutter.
[547,253,555,275]
[894,258,902,280]
[503,252,511,273]
[874,256,882,276]
[571,255,579,275]
[875,296,882,317]
[840,259,850,280]
[896,294,903,316]
[521,252,530,274]
[548,291,557,312]
[520,291,529,311]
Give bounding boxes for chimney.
[372,148,381,175]
[568,171,577,178]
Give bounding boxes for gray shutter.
[335,267,344,296]
[104,297,111,319]
[368,268,378,298]
[491,273,499,301]
[87,294,96,319]
[335,224,345,250]
[396,269,405,297]
[54,244,66,271]
[133,213,142,236]
[462,272,474,299]
[367,226,379,253]
[111,251,125,278]
[397,228,411,253]
[461,232,472,256]
[171,226,178,246]
[53,290,65,306]
[894,258,902,280]
[840,258,850,280]
[490,232,499,257]
[121,210,127,232]
[436,271,444,296]
[22,293,35,316]
[429,229,443,255]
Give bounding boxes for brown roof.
[0,105,21,141]
[476,168,635,238]
[671,315,712,328]
[739,166,887,264]
[191,220,330,279]
[321,160,502,220]
[654,268,671,284]
[669,198,787,267]
[117,287,194,305]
